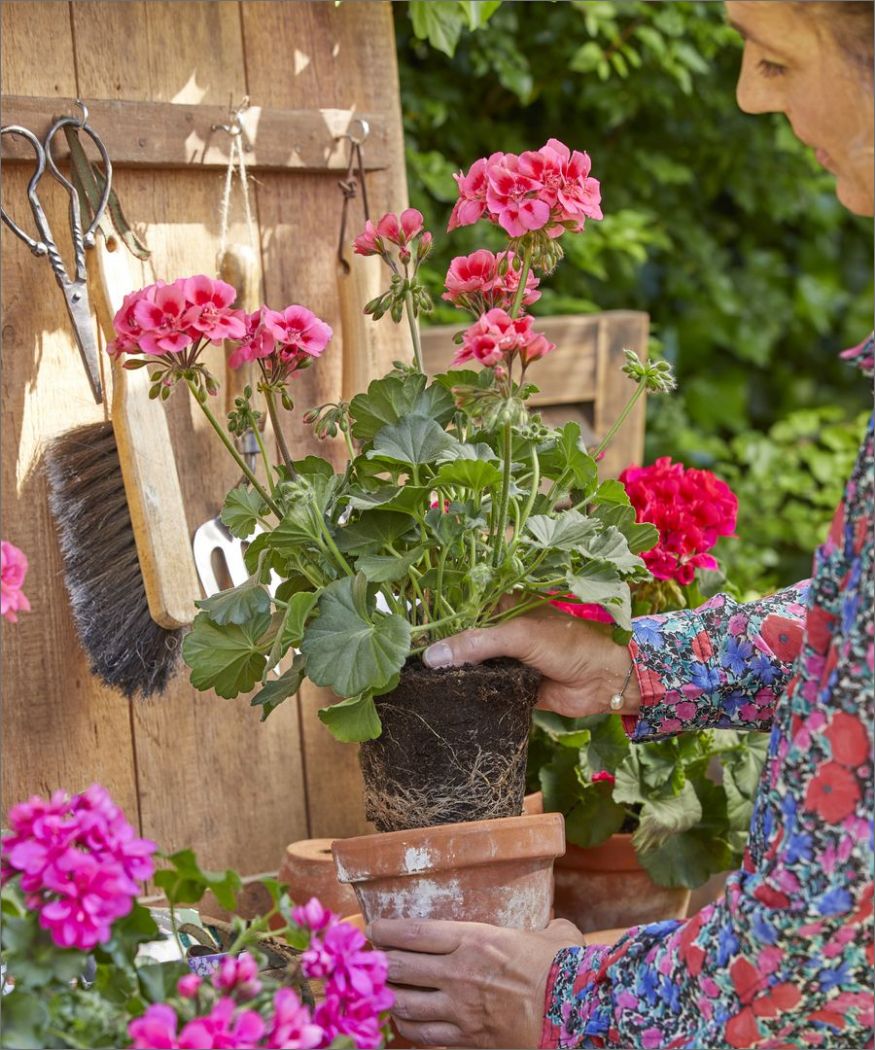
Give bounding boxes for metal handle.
[0,124,51,255]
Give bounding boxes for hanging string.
[214,96,256,256]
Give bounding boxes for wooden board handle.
[91,240,201,628]
[336,252,385,403]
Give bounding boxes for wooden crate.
[420,311,650,479]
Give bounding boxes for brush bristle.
[44,422,182,699]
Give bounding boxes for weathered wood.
[243,0,411,839]
[420,311,650,477]
[0,3,139,823]
[1,96,390,173]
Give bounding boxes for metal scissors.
[1,101,112,403]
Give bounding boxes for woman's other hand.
[369,917,585,1049]
[422,612,641,719]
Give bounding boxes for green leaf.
[579,526,646,574]
[300,575,411,697]
[369,415,459,466]
[409,0,466,56]
[350,374,454,441]
[554,729,592,749]
[220,485,268,539]
[538,747,582,813]
[637,828,734,889]
[281,591,320,650]
[565,785,626,848]
[93,901,160,970]
[524,510,600,550]
[335,510,415,554]
[288,455,335,479]
[251,654,307,721]
[0,990,49,1049]
[460,0,501,30]
[182,611,271,698]
[154,848,242,911]
[137,962,190,1005]
[432,458,503,490]
[195,576,271,626]
[539,422,598,491]
[356,548,425,583]
[584,713,631,772]
[565,565,632,630]
[633,780,703,851]
[345,485,432,515]
[269,476,340,551]
[613,749,645,805]
[318,692,382,742]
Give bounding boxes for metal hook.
[72,99,89,128]
[336,120,372,271]
[344,118,370,147]
[211,95,253,152]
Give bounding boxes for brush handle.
[93,239,200,628]
[337,252,384,404]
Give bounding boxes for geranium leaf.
[432,459,504,490]
[633,780,703,851]
[300,576,410,697]
[251,655,307,721]
[195,576,271,626]
[584,713,631,771]
[356,548,424,583]
[524,510,601,550]
[566,565,632,630]
[182,611,271,698]
[221,484,269,539]
[281,591,320,649]
[565,786,626,848]
[613,750,645,805]
[318,692,382,742]
[539,421,598,491]
[579,526,646,575]
[336,510,415,554]
[538,748,582,812]
[637,828,734,889]
[350,374,426,440]
[368,416,459,467]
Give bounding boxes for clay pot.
[359,658,540,832]
[332,813,565,928]
[553,834,690,933]
[272,839,359,929]
[523,790,544,815]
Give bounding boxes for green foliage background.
[395,0,872,596]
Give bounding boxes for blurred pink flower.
[177,974,202,999]
[213,952,262,1000]
[292,896,335,932]
[550,597,614,625]
[267,988,323,1049]
[591,770,616,785]
[1,540,30,623]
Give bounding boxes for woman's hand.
[369,917,585,1049]
[423,611,641,719]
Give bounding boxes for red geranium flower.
[803,761,861,823]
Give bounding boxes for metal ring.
[72,99,89,128]
[345,118,370,146]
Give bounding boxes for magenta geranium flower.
[485,153,551,237]
[262,306,333,360]
[1,785,156,951]
[454,308,555,369]
[268,988,323,1049]
[133,281,194,355]
[448,155,496,231]
[1,540,30,623]
[443,250,540,313]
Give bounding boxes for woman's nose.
[736,52,780,115]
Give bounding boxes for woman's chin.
[836,176,874,217]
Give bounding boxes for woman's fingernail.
[423,642,453,668]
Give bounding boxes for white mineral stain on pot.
[401,847,434,874]
[369,877,463,920]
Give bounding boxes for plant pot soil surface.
[359,658,540,833]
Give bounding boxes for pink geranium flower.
[182,275,247,344]
[213,952,261,1000]
[262,306,333,361]
[1,540,30,623]
[485,153,551,237]
[453,308,555,369]
[268,988,324,1049]
[550,597,614,625]
[227,309,276,370]
[443,250,540,312]
[448,155,501,231]
[133,281,193,355]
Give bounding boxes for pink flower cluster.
[1,540,30,623]
[227,306,333,375]
[453,307,555,369]
[353,208,432,263]
[1,784,156,951]
[108,275,246,358]
[549,597,614,625]
[448,139,602,238]
[442,249,540,313]
[128,899,391,1050]
[619,458,738,586]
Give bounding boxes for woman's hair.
[793,1,874,74]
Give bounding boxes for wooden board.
[1,95,391,172]
[420,311,650,479]
[1,0,415,871]
[242,0,412,838]
[0,4,140,825]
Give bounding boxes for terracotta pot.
[271,838,359,930]
[523,790,544,815]
[553,834,690,933]
[359,658,540,832]
[332,813,565,928]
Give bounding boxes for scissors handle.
[0,124,52,256]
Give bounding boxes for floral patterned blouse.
[541,338,874,1050]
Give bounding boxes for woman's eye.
[757,58,786,78]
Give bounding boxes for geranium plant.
[0,785,392,1050]
[528,459,768,888]
[107,139,674,747]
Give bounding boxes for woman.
[368,3,874,1047]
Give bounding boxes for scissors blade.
[62,281,103,404]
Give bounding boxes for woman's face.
[726,0,874,216]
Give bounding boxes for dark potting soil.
[358,657,541,832]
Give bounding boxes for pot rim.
[332,812,565,884]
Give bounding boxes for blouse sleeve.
[625,584,810,741]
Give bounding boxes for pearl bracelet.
[609,661,635,712]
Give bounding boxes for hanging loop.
[336,120,371,273]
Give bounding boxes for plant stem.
[189,380,281,516]
[405,291,425,373]
[311,509,354,576]
[593,381,646,458]
[492,421,513,567]
[409,610,465,637]
[251,421,277,498]
[511,445,540,552]
[509,243,533,320]
[263,386,296,479]
[341,424,357,462]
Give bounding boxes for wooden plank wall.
[1,1,409,874]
